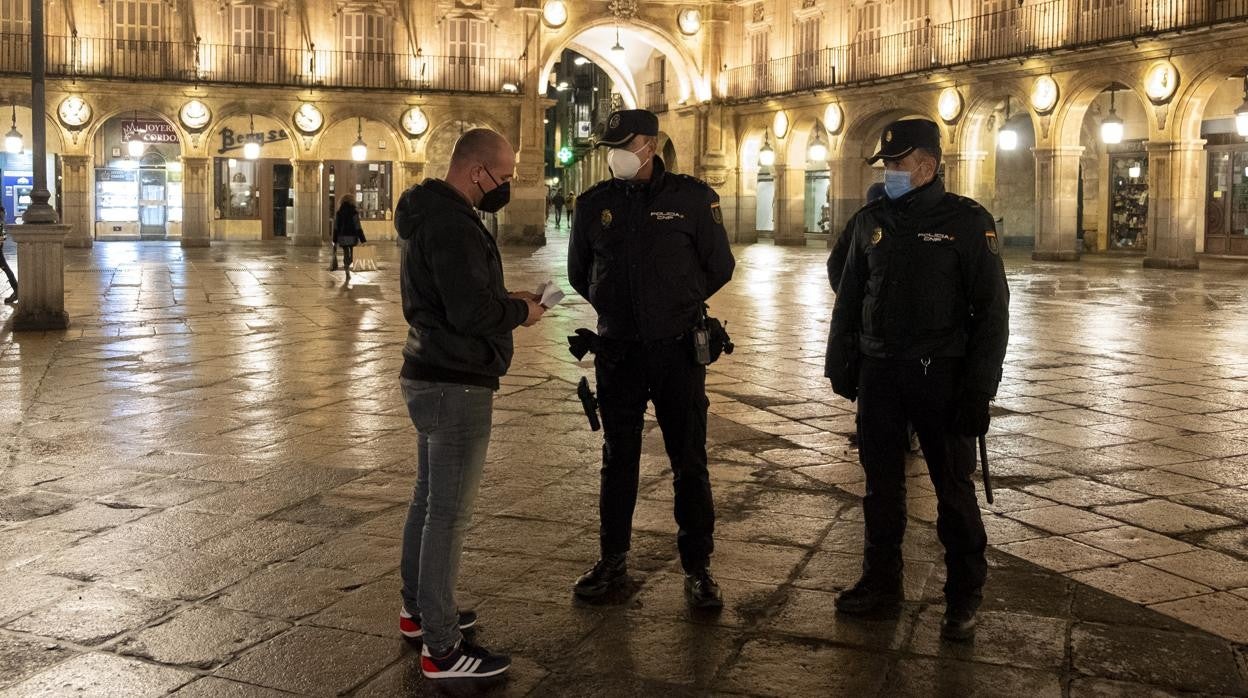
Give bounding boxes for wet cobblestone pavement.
[2,236,1247,696]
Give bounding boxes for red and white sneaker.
[421,639,510,679]
[399,607,478,639]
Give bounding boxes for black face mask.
[475,166,511,214]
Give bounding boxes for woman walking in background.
[333,194,366,281]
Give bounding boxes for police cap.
[595,109,659,148]
[867,118,941,164]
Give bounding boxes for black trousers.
[0,242,16,289]
[342,244,355,268]
[595,337,713,573]
[857,356,987,603]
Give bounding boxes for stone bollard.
[10,223,70,331]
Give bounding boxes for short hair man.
[825,118,1009,641]
[568,109,735,608]
[393,128,545,680]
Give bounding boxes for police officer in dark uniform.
[825,118,1009,640]
[568,109,736,608]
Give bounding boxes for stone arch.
[411,111,511,163]
[538,18,702,109]
[956,85,1039,155]
[1172,60,1247,143]
[202,104,299,160]
[958,86,1040,241]
[1053,68,1152,147]
[2,103,66,153]
[83,104,184,156]
[782,113,823,168]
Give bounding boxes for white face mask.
[608,141,649,180]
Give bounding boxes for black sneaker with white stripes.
[421,640,510,680]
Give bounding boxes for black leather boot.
[835,576,903,615]
[573,553,627,598]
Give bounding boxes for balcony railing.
[723,0,1248,101]
[644,81,667,113]
[0,34,526,94]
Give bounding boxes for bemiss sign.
[217,127,290,154]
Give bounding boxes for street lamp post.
[23,0,56,225]
[11,0,70,330]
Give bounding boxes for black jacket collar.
[885,177,945,215]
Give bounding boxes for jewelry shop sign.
[122,119,179,144]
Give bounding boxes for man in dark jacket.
[568,109,736,609]
[392,128,544,681]
[825,118,1009,641]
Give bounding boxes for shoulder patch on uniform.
[710,201,722,225]
[985,230,999,255]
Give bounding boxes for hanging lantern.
[351,117,368,162]
[758,134,776,167]
[1100,89,1124,145]
[4,105,21,154]
[243,114,261,160]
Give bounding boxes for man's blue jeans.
[399,378,493,655]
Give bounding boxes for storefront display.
[213,157,295,239]
[92,115,180,240]
[1108,151,1148,249]
[804,170,831,235]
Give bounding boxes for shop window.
[1108,152,1147,249]
[215,158,260,219]
[0,0,29,34]
[348,161,392,220]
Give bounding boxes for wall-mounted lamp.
[758,134,776,168]
[1100,89,1124,145]
[4,105,22,154]
[807,121,828,162]
[243,114,261,160]
[351,117,368,162]
[997,96,1018,151]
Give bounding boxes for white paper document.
[537,280,565,308]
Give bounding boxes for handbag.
[352,243,378,271]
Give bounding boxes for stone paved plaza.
[2,234,1248,696]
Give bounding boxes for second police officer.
[568,109,736,609]
[826,118,1009,641]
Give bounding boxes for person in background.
[333,194,366,281]
[0,203,17,304]
[553,189,566,227]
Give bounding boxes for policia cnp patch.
[985,230,999,255]
[710,202,722,225]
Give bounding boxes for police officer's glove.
[953,391,992,437]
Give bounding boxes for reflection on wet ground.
[0,239,1245,696]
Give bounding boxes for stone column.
[945,149,988,200]
[180,156,211,248]
[827,156,863,244]
[1144,140,1203,269]
[1032,146,1083,261]
[11,224,69,330]
[291,159,322,246]
[773,164,807,246]
[736,168,760,244]
[499,81,547,245]
[59,154,93,248]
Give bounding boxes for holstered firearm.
[577,377,600,431]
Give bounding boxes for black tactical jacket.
[826,178,1010,398]
[394,179,528,390]
[568,157,735,341]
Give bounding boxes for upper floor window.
[232,4,282,55]
[0,0,29,35]
[854,3,881,50]
[898,0,930,35]
[795,16,820,56]
[113,0,165,45]
[445,17,486,64]
[341,12,391,58]
[750,31,768,66]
